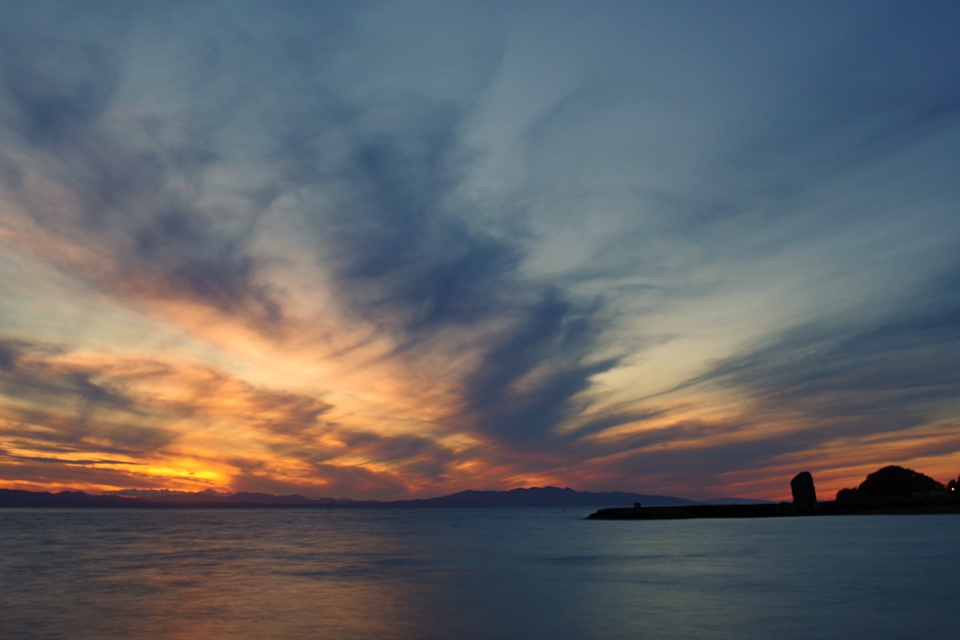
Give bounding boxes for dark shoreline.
[587,499,960,520]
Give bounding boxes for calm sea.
[1,508,956,640]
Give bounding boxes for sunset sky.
[1,0,959,501]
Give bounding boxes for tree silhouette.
[836,465,944,502]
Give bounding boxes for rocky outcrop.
[790,471,817,508]
[588,466,960,520]
[835,465,944,503]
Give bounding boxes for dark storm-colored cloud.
[317,150,616,443]
[0,339,180,457]
[680,268,960,440]
[0,14,121,148]
[0,338,28,371]
[0,460,161,490]
[0,3,288,332]
[263,21,619,446]
[338,431,458,480]
[0,2,618,456]
[0,404,175,458]
[0,339,134,417]
[267,428,459,483]
[276,97,523,341]
[226,454,411,501]
[0,449,143,467]
[281,92,619,448]
[458,290,619,445]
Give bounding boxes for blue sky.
[1,0,959,500]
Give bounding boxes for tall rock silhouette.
[791,471,817,508]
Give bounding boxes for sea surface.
[1,508,957,640]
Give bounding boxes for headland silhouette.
[588,465,960,519]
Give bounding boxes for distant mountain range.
[0,486,767,509]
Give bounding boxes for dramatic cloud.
[1,1,959,500]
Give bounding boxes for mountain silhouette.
[0,486,703,509]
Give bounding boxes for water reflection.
[1,509,959,640]
[2,510,433,639]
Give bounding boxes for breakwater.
[587,499,960,520]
